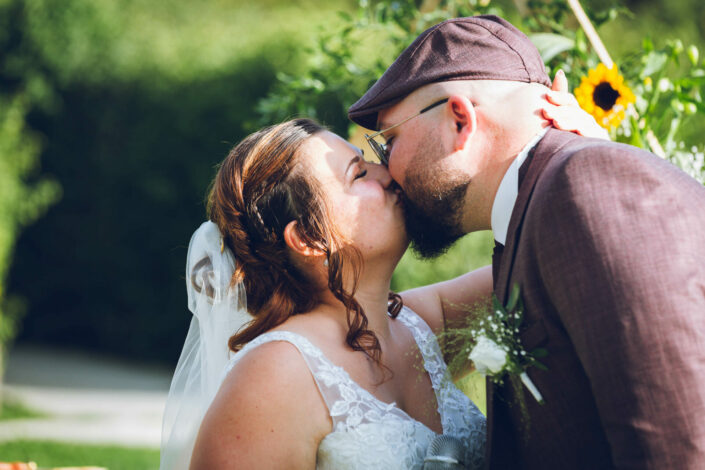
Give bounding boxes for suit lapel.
[484,130,576,469]
[494,129,574,304]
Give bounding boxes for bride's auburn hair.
[208,118,403,365]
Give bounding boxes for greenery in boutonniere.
[441,284,547,409]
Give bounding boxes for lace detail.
[396,307,487,470]
[222,307,486,470]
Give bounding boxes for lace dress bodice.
[222,306,486,469]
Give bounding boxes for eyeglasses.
[364,98,449,166]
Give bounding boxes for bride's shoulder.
[193,339,331,468]
[223,339,311,394]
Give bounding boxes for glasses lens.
[366,135,389,166]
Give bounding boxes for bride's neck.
[319,260,396,340]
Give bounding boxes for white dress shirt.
[491,128,549,245]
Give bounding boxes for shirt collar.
[491,128,549,245]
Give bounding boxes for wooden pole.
[566,0,666,157]
[566,0,613,67]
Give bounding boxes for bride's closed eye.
[354,169,368,180]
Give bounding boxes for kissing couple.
[161,15,705,470]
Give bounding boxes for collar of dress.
[491,127,549,245]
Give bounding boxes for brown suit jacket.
[486,129,705,469]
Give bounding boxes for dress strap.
[396,307,448,391]
[396,307,454,432]
[223,331,348,415]
[221,330,414,434]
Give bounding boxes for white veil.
[160,221,253,470]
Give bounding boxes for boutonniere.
[443,284,547,405]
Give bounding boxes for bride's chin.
[388,236,410,265]
[363,236,408,267]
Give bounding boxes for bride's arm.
[190,341,330,470]
[400,265,492,335]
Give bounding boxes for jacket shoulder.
[535,136,700,204]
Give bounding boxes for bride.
[160,79,603,470]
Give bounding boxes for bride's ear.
[447,94,477,151]
[283,221,326,260]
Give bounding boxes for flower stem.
[519,371,544,405]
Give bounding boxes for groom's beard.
[400,138,469,260]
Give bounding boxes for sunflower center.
[593,82,620,111]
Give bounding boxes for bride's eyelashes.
[354,169,368,180]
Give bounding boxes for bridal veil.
[160,221,252,470]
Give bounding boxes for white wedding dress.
[221,306,487,469]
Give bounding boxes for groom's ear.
[447,94,477,151]
[283,221,325,259]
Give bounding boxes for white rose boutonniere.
[444,284,546,406]
[469,336,507,375]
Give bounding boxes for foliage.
[3,0,703,364]
[0,398,46,421]
[620,39,705,182]
[256,0,503,136]
[391,232,493,292]
[257,0,704,292]
[517,1,705,183]
[0,440,158,470]
[5,0,353,363]
[455,371,487,416]
[0,0,62,376]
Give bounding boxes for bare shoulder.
[190,339,331,470]
[220,340,315,401]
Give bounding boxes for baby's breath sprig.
[442,284,547,405]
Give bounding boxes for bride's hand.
[542,69,610,140]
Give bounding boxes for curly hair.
[207,118,402,366]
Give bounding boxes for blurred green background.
[3,0,702,367]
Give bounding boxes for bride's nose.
[365,161,393,189]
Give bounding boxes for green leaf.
[337,11,352,22]
[531,348,549,358]
[492,293,504,314]
[529,33,575,63]
[506,283,521,312]
[628,116,644,148]
[532,362,549,371]
[512,297,525,328]
[640,52,669,78]
[692,100,705,114]
[643,37,654,52]
[687,45,700,67]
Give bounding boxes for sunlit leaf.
[641,52,669,78]
[530,33,575,63]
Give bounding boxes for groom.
[349,15,705,469]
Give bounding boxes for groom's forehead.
[377,98,415,131]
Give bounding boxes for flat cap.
[348,15,551,130]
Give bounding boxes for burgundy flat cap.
[348,15,551,130]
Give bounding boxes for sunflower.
[574,63,636,129]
